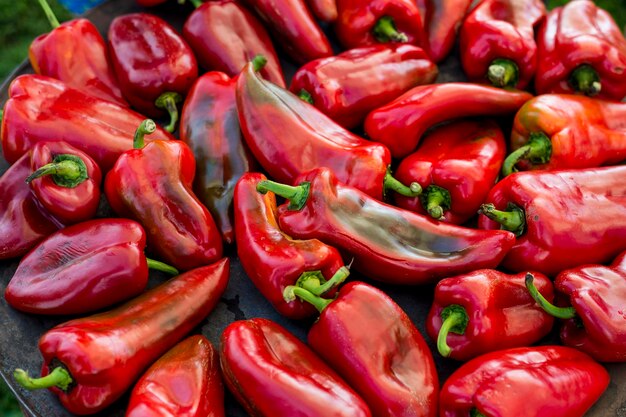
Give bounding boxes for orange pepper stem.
[297,266,350,296]
[14,367,72,391]
[384,168,422,198]
[502,132,552,177]
[25,154,88,188]
[487,58,519,88]
[256,179,310,211]
[133,119,157,149]
[525,273,577,319]
[373,16,408,43]
[479,203,525,237]
[155,92,183,133]
[421,185,451,220]
[283,286,333,313]
[570,65,601,97]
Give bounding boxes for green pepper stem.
[383,169,422,198]
[37,0,60,28]
[251,55,267,72]
[525,273,577,319]
[189,0,203,7]
[133,119,157,149]
[283,286,333,313]
[146,258,179,275]
[373,16,408,43]
[256,180,310,211]
[297,266,350,296]
[570,65,601,96]
[479,203,525,237]
[25,154,88,188]
[421,185,450,220]
[298,89,314,104]
[14,367,72,391]
[470,409,487,417]
[487,58,519,88]
[437,304,469,357]
[502,132,552,176]
[155,92,182,133]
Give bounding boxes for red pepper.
[220,318,371,417]
[289,44,437,129]
[4,218,178,315]
[1,75,175,171]
[25,141,101,225]
[126,335,224,417]
[459,0,546,89]
[237,62,420,201]
[183,0,285,87]
[305,0,338,22]
[285,281,438,417]
[12,258,229,415]
[241,0,332,64]
[426,270,554,361]
[108,13,198,132]
[364,83,533,158]
[439,346,610,417]
[479,166,626,276]
[535,0,626,100]
[234,172,347,319]
[526,252,626,362]
[257,167,516,285]
[335,0,425,49]
[105,120,223,271]
[502,94,626,176]
[394,120,506,224]
[29,0,126,106]
[416,0,473,63]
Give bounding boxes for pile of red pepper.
[1,0,626,415]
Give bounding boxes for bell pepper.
[12,258,229,415]
[285,281,438,417]
[415,0,472,63]
[394,120,506,224]
[335,0,425,49]
[306,0,338,22]
[502,94,626,176]
[126,335,225,417]
[220,318,371,417]
[108,13,198,132]
[479,166,626,276]
[426,270,554,361]
[535,0,626,101]
[240,0,332,64]
[105,120,223,271]
[30,0,126,106]
[1,75,175,171]
[439,346,610,417]
[0,153,59,260]
[364,83,533,158]
[4,218,178,315]
[526,252,626,362]
[237,62,420,201]
[182,0,285,87]
[459,0,546,89]
[234,172,347,319]
[289,44,438,129]
[25,141,101,225]
[257,167,516,285]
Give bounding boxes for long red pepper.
[126,335,225,417]
[258,167,516,285]
[306,0,338,22]
[220,318,371,417]
[416,0,472,63]
[13,258,229,415]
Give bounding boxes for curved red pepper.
[535,0,626,100]
[305,0,338,22]
[126,335,225,417]
[220,318,371,417]
[416,0,472,63]
[459,0,546,89]
[479,166,626,276]
[364,83,532,158]
[183,0,285,87]
[108,13,198,132]
[440,346,610,417]
[426,270,554,361]
[258,167,516,285]
[12,259,229,415]
[1,75,175,171]
[395,120,505,224]
[289,44,437,129]
[4,219,177,315]
[26,141,101,225]
[105,120,223,271]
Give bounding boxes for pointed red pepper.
[416,0,473,63]
[305,0,338,22]
[126,335,225,417]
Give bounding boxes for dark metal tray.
[0,1,624,416]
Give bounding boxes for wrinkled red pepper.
[364,83,532,158]
[289,44,437,129]
[1,75,175,171]
[285,281,438,417]
[416,0,472,63]
[234,172,347,319]
[426,270,554,361]
[237,62,420,201]
[105,120,223,271]
[440,346,610,417]
[257,167,516,285]
[4,219,178,315]
[13,258,229,415]
[535,0,626,100]
[479,166,626,276]
[306,0,338,22]
[394,120,505,224]
[220,318,371,417]
[459,0,546,89]
[126,335,225,417]
[108,13,198,132]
